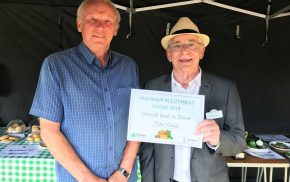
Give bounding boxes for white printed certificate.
[127,89,204,148]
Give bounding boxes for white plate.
[8,133,25,139]
[246,143,269,151]
[0,133,25,143]
[246,147,269,153]
[269,141,290,153]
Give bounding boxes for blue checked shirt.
[30,42,139,182]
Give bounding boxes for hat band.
[172,29,198,35]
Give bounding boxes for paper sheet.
[244,148,285,159]
[127,89,204,148]
[0,144,39,157]
[255,134,290,143]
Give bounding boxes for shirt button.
[107,107,111,111]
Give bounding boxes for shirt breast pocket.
[115,87,132,113]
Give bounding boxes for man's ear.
[166,49,172,62]
[200,47,205,59]
[114,25,119,36]
[113,30,118,36]
[76,19,82,32]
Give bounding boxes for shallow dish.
[246,146,269,153]
[0,133,25,143]
[269,141,290,153]
[246,143,268,150]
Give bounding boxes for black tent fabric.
[0,0,290,135]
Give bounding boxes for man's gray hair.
[77,0,121,25]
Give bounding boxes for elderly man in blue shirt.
[30,0,139,181]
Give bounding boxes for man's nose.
[180,45,191,52]
[94,20,105,28]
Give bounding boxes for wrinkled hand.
[195,119,220,146]
[78,173,107,182]
[108,170,127,182]
[97,179,108,182]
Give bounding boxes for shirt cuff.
[206,142,220,151]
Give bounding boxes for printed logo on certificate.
[127,89,204,148]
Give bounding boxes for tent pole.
[126,0,134,38]
[115,0,289,19]
[263,0,271,45]
[274,12,290,18]
[135,0,201,12]
[270,5,290,19]
[114,4,127,11]
[203,0,265,18]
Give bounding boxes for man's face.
[77,2,118,51]
[166,34,205,73]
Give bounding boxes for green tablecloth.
[1,127,142,182]
[0,127,55,182]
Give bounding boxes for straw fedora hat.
[161,17,210,49]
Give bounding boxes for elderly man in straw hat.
[139,17,246,182]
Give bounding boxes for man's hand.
[78,172,107,182]
[195,119,220,146]
[108,170,127,182]
[40,118,107,182]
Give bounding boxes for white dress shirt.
[172,70,201,182]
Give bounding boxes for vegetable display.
[246,135,267,149]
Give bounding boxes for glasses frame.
[168,40,203,52]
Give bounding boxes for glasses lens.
[169,42,201,51]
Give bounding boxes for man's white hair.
[77,0,121,25]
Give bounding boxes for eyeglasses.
[168,42,203,51]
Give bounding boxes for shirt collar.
[171,68,202,88]
[78,42,112,68]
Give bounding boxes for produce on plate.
[6,119,27,133]
[27,134,41,142]
[271,142,289,149]
[26,125,42,142]
[0,134,21,143]
[246,135,267,149]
